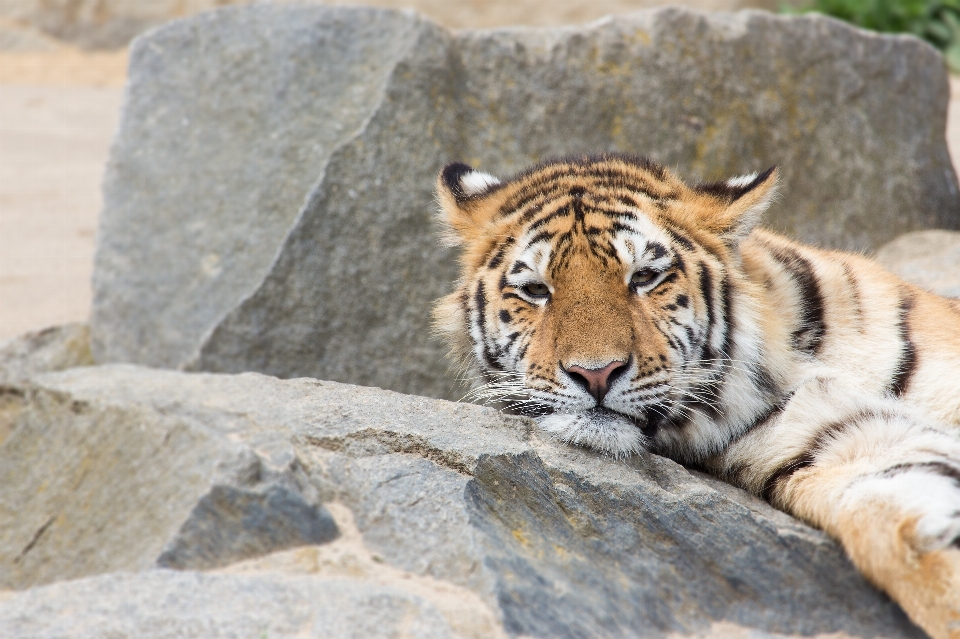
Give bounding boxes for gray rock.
[0,364,337,589]
[875,229,960,297]
[0,365,923,637]
[155,484,339,571]
[0,323,93,445]
[91,6,960,401]
[0,323,94,388]
[0,570,460,638]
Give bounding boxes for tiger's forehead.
[494,157,685,221]
[496,168,680,273]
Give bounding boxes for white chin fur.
[538,411,648,459]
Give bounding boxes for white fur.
[726,172,759,188]
[459,170,501,196]
[539,411,648,459]
[843,470,960,552]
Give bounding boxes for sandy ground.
[1,50,959,342]
[0,51,126,340]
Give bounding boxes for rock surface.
[0,365,923,637]
[875,229,960,298]
[0,571,469,639]
[91,5,960,401]
[0,323,93,444]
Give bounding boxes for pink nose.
[565,360,628,404]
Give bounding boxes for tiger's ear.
[436,162,503,245]
[695,167,778,244]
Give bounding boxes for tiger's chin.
[537,407,650,459]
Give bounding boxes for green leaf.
[945,42,960,71]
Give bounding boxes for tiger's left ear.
[696,167,778,244]
[436,162,504,246]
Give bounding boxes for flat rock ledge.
[0,360,922,637]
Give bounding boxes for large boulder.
[90,5,960,401]
[0,365,923,637]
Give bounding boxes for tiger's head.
[433,154,778,458]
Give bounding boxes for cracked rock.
[0,365,923,637]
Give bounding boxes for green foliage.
[787,0,960,71]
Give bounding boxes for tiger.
[432,153,960,639]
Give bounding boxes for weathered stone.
[0,364,338,589]
[0,571,462,638]
[0,323,93,388]
[0,365,923,636]
[0,323,93,444]
[155,484,339,571]
[91,6,960,401]
[875,229,960,298]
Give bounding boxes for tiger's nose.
[564,360,628,404]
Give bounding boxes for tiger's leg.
[761,393,960,638]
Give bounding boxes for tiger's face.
[434,155,777,457]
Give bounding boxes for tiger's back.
[434,154,960,638]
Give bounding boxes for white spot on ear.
[726,172,759,188]
[460,171,501,196]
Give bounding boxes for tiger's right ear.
[436,162,504,245]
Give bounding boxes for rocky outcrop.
[0,323,92,445]
[90,5,960,401]
[0,364,923,637]
[875,229,960,298]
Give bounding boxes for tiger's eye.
[522,282,551,298]
[631,269,657,286]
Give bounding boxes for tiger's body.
[433,154,960,638]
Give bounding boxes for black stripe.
[510,262,530,275]
[487,245,507,270]
[474,281,503,372]
[526,206,571,233]
[517,341,529,362]
[761,452,815,503]
[880,461,960,485]
[752,365,778,396]
[718,273,733,359]
[698,263,715,347]
[652,272,679,290]
[889,292,917,397]
[760,406,891,503]
[730,389,794,447]
[673,253,686,276]
[647,242,668,260]
[763,243,826,355]
[524,230,556,248]
[663,225,695,252]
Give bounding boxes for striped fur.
[434,154,960,638]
